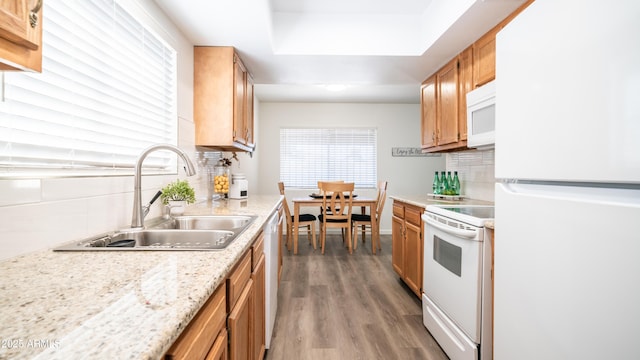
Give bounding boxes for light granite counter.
[389,194,494,209]
[390,195,495,230]
[0,195,282,360]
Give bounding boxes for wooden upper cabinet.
[245,72,254,148]
[473,26,498,88]
[194,46,255,153]
[0,0,43,71]
[421,55,468,152]
[233,56,247,145]
[458,46,474,141]
[437,58,459,146]
[472,0,535,88]
[419,1,535,152]
[420,75,437,149]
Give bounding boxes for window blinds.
[280,128,378,189]
[0,0,177,177]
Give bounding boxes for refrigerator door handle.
[422,215,478,239]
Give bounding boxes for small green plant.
[160,179,196,205]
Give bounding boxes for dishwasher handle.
[422,214,479,239]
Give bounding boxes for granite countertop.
[0,195,282,360]
[389,194,494,209]
[390,195,495,228]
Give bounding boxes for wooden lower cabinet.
[229,278,253,360]
[206,329,228,360]
[166,232,267,360]
[165,283,227,360]
[391,200,424,298]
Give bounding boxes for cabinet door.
[227,252,251,312]
[233,55,247,145]
[0,0,42,71]
[458,46,474,142]
[473,27,498,87]
[228,279,253,360]
[251,254,265,360]
[404,220,423,297]
[391,214,404,277]
[421,75,437,149]
[245,72,254,147]
[205,329,228,360]
[436,58,459,146]
[166,283,227,360]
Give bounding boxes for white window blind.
[280,128,378,189]
[0,0,177,177]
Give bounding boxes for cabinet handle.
[30,0,43,28]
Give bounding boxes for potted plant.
[160,179,196,215]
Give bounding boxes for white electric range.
[421,205,494,360]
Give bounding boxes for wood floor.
[265,233,448,360]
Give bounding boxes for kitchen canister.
[229,173,248,199]
[213,160,231,199]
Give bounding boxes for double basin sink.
[54,215,257,251]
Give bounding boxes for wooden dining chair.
[352,181,388,253]
[278,182,317,254]
[318,181,355,254]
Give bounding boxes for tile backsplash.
[446,148,495,202]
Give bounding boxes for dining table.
[291,194,379,255]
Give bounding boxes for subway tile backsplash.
[446,149,495,202]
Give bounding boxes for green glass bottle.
[453,171,461,195]
[439,171,447,195]
[446,171,453,195]
[432,171,441,195]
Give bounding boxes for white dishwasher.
[263,211,279,349]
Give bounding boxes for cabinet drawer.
[204,328,228,360]
[252,232,264,270]
[393,202,405,218]
[227,251,252,312]
[166,283,226,360]
[405,205,423,226]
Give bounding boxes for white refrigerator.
[494,0,640,359]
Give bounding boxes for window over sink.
[0,0,177,178]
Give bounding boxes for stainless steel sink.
[54,215,257,251]
[150,215,255,231]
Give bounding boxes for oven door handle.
[422,215,478,239]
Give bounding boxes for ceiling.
[153,0,526,103]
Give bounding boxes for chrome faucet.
[131,144,197,228]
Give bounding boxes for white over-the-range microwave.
[466,80,495,149]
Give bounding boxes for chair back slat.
[278,182,293,222]
[319,182,355,221]
[376,181,388,219]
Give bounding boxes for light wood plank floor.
[266,233,448,360]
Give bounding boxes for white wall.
[256,102,445,233]
[0,0,205,261]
